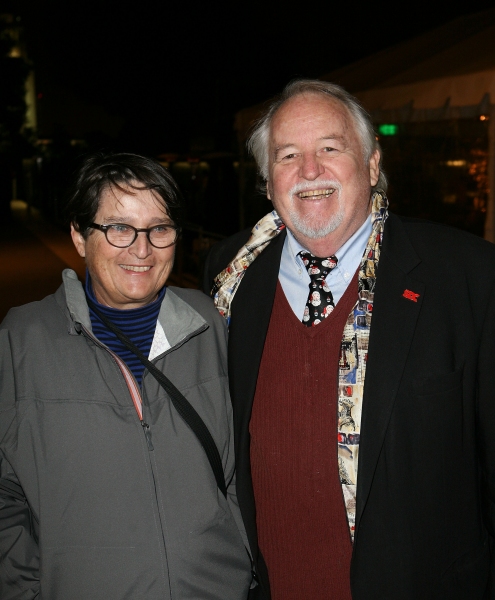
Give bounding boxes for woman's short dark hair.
[66,152,183,237]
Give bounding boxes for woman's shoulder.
[167,286,224,323]
[1,286,65,334]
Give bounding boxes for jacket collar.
[157,287,207,349]
[61,269,207,348]
[61,269,91,333]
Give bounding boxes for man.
[203,79,495,599]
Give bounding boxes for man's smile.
[119,264,152,272]
[297,188,336,199]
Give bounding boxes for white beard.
[286,180,344,239]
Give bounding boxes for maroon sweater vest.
[250,272,359,600]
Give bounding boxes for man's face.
[71,186,176,309]
[267,93,380,255]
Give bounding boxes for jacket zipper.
[139,324,208,448]
[79,324,182,597]
[80,323,208,450]
[81,326,154,448]
[141,420,154,450]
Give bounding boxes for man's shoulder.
[202,229,252,294]
[209,229,253,265]
[386,213,495,291]
[202,227,287,294]
[389,213,495,257]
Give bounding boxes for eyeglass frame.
[88,222,181,249]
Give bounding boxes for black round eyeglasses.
[88,222,180,249]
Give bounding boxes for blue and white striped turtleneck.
[85,274,166,387]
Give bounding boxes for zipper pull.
[141,420,154,451]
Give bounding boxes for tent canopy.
[235,7,495,136]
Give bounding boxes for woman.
[0,152,253,599]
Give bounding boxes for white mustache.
[289,180,342,196]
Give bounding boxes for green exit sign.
[378,124,398,136]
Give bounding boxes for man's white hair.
[247,79,388,193]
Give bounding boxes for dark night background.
[5,1,495,154]
[1,0,495,314]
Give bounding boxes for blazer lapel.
[228,231,286,435]
[355,214,425,534]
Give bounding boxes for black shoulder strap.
[87,299,227,497]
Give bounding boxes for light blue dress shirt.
[279,215,372,320]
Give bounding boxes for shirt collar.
[285,215,372,274]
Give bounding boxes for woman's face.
[71,186,176,309]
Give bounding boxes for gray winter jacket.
[0,269,252,599]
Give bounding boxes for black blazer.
[203,213,495,600]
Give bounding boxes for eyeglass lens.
[106,224,176,248]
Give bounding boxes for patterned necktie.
[300,252,338,327]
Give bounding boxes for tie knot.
[300,252,338,280]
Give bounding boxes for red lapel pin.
[403,289,420,302]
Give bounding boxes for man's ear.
[70,224,86,258]
[369,149,381,187]
[266,180,272,201]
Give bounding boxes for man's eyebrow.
[273,135,347,158]
[319,134,346,144]
[274,143,296,152]
[273,144,297,159]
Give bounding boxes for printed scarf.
[338,190,388,541]
[211,210,285,324]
